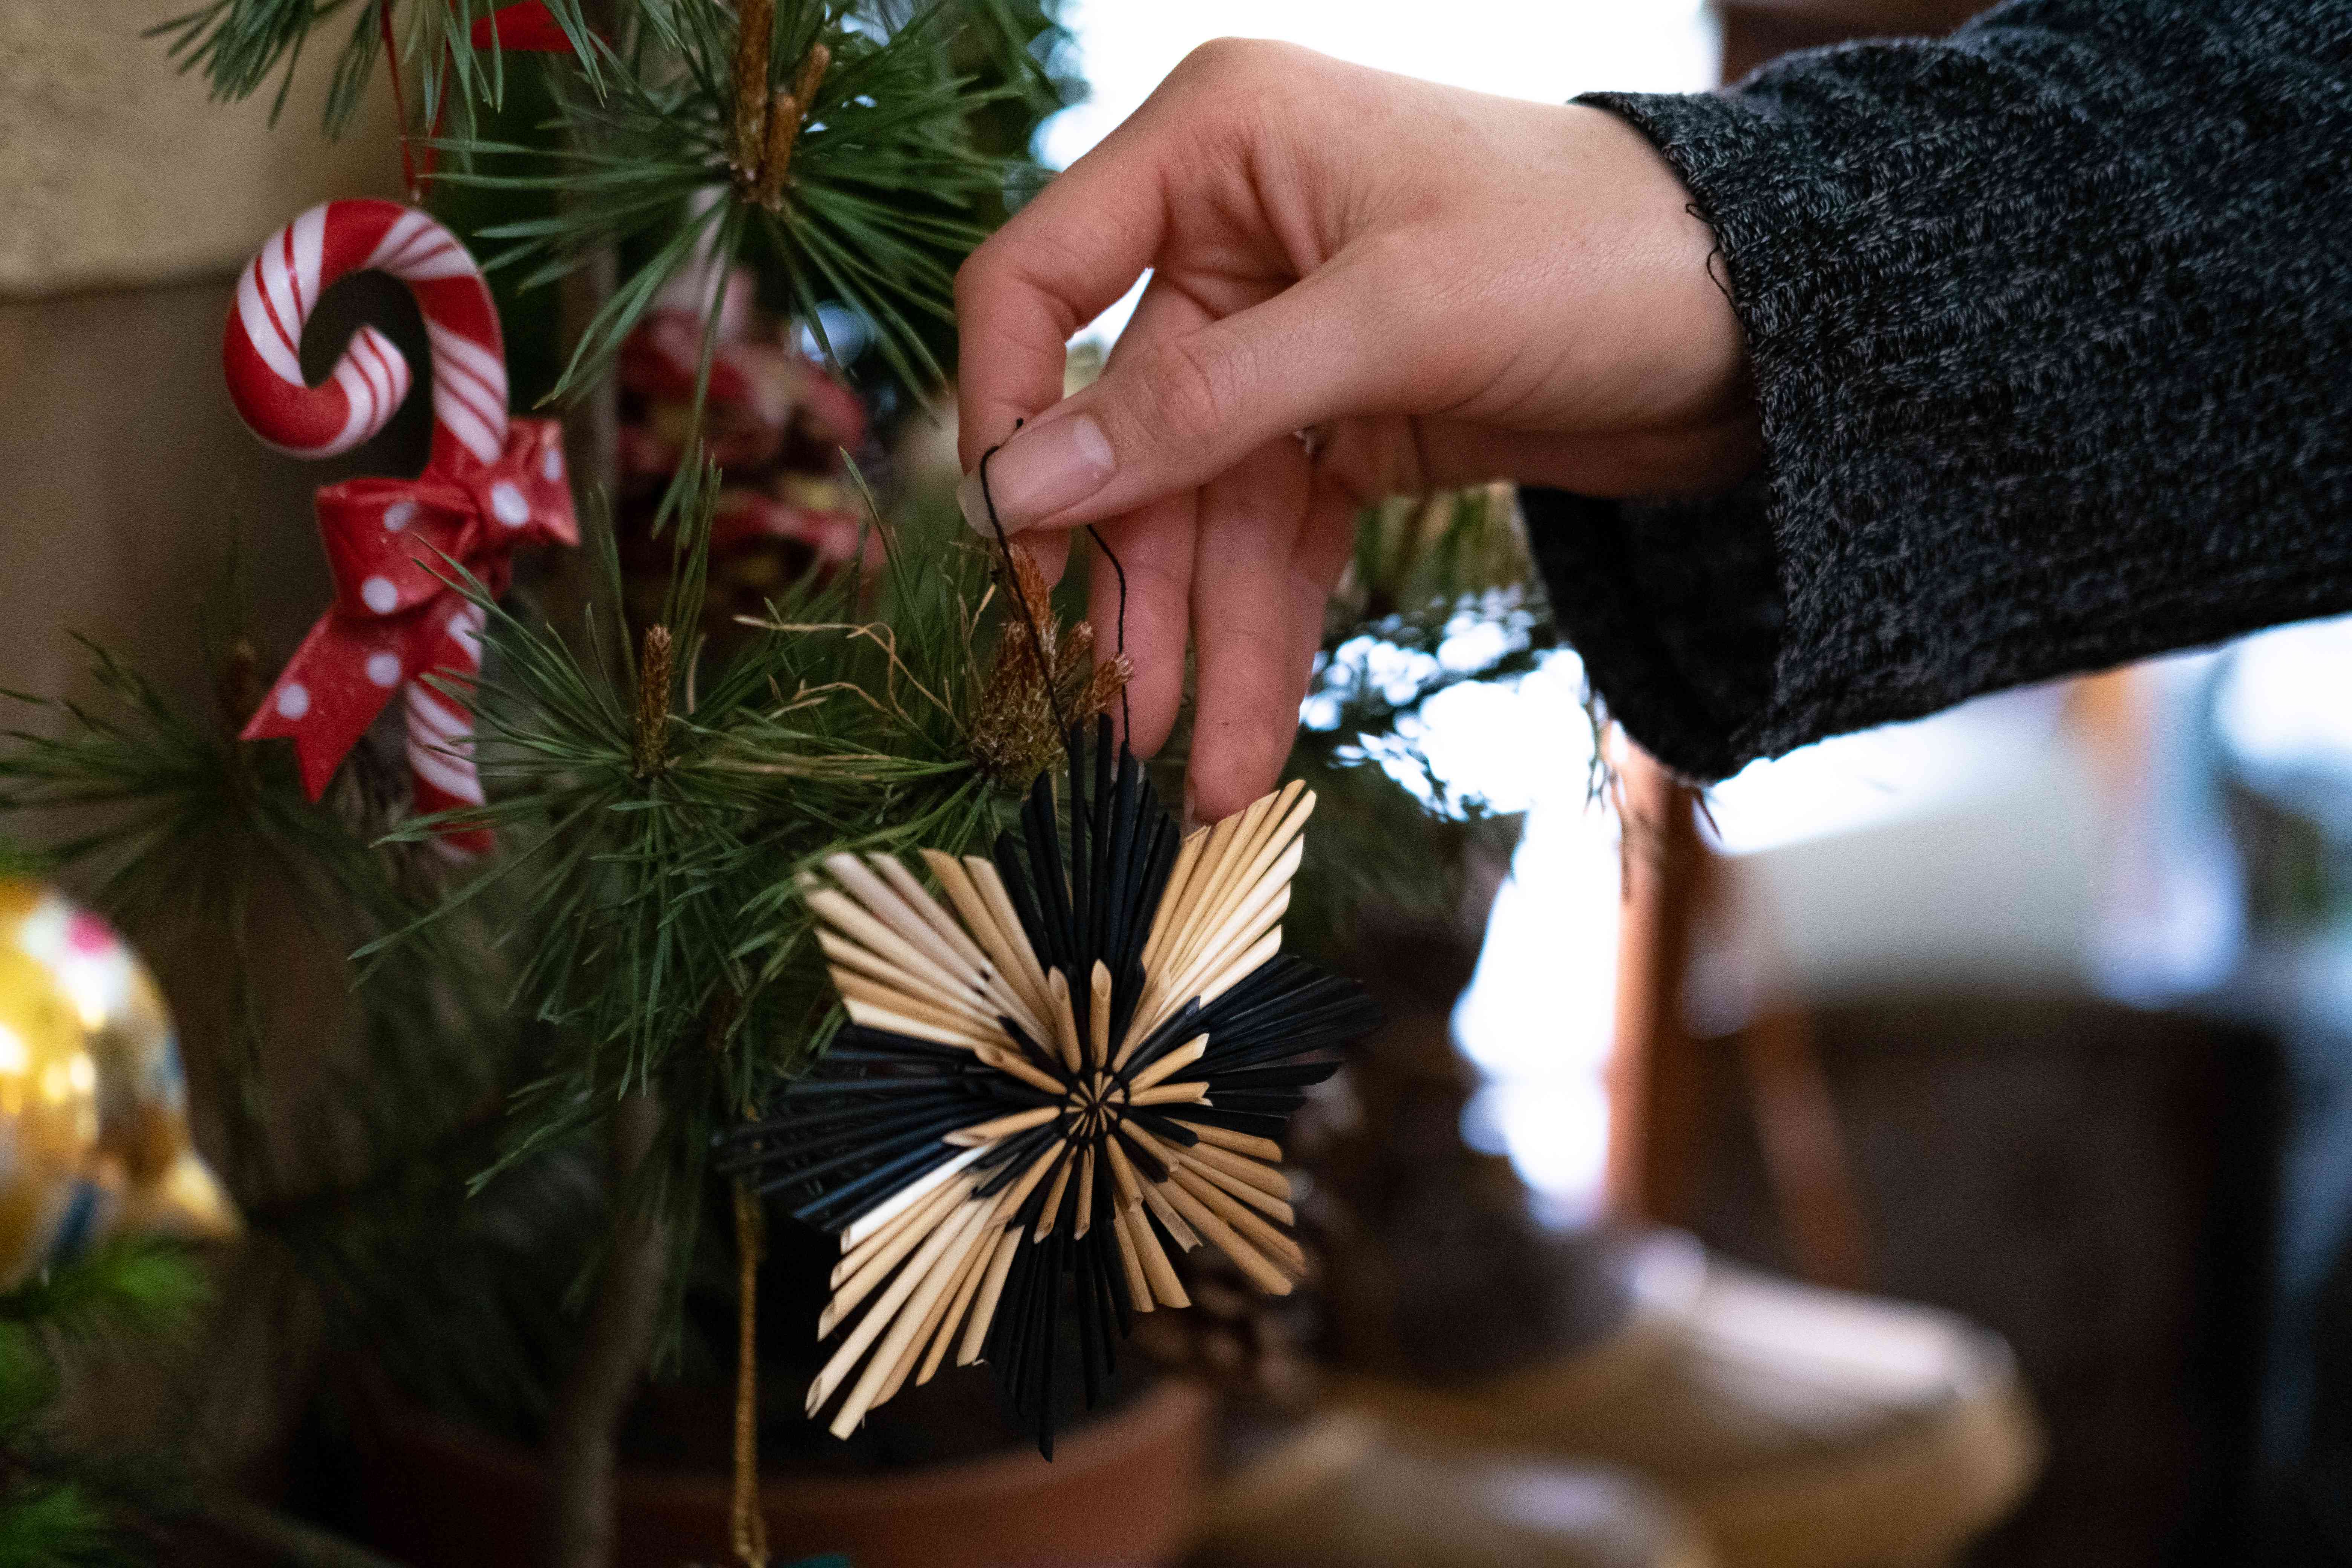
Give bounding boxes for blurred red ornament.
[619,306,868,479]
[617,267,878,634]
[468,1,577,52]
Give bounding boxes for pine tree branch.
[432,0,1027,402]
[728,1178,767,1568]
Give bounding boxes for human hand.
[954,40,1756,821]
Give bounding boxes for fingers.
[1186,435,1313,824]
[955,38,1356,472]
[952,49,1209,469]
[1288,471,1361,712]
[1079,276,1214,760]
[955,268,1390,544]
[1013,526,1069,588]
[1086,492,1193,760]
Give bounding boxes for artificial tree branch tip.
[731,0,778,181]
[634,625,675,778]
[755,44,828,208]
[793,41,831,107]
[757,90,800,208]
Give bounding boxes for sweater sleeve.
[1527,0,2352,781]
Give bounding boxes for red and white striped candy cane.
[225,201,563,854]
[223,199,509,472]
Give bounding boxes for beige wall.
[1,0,402,297]
[0,8,425,1481]
[0,1,406,727]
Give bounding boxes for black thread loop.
[1083,523,1133,743]
[975,419,1134,756]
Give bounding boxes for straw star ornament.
[724,720,1378,1454]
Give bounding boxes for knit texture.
[1527,0,2352,781]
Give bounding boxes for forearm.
[1536,0,2352,778]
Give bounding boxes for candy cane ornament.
[224,200,577,855]
[226,201,510,469]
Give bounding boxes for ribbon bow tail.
[239,477,496,857]
[239,428,572,856]
[402,603,494,858]
[238,612,419,802]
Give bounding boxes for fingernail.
[956,415,1115,537]
[1181,778,1200,836]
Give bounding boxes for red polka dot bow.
[237,421,577,853]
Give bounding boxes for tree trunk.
[542,1090,666,1568]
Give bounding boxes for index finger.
[952,92,1184,465]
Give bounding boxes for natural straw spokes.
[720,719,1380,1456]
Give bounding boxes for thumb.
[956,271,1384,539]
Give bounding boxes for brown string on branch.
[730,1178,770,1568]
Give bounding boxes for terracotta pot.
[353,1378,1214,1568]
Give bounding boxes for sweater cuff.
[1568,87,1834,777]
[1523,482,1782,782]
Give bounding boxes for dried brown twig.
[730,0,830,211]
[966,547,1128,788]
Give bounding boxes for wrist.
[1558,103,1759,494]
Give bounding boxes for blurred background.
[5,0,2348,1565]
[1039,5,2338,1557]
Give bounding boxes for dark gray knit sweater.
[1527,0,2352,781]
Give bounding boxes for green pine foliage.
[0,612,593,1436]
[433,0,1050,405]
[0,619,512,1202]
[0,1481,124,1568]
[149,0,599,136]
[363,473,1028,1283]
[0,1244,206,1568]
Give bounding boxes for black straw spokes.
[723,718,1378,1455]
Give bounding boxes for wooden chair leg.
[1738,1003,1872,1291]
[1603,742,1872,1290]
[1604,747,1710,1226]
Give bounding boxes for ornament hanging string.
[976,420,1135,748]
[380,2,583,204]
[378,1,423,202]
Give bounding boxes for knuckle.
[1133,334,1233,448]
[952,237,1002,306]
[1341,229,1441,320]
[1174,37,1267,85]
[1168,39,1323,118]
